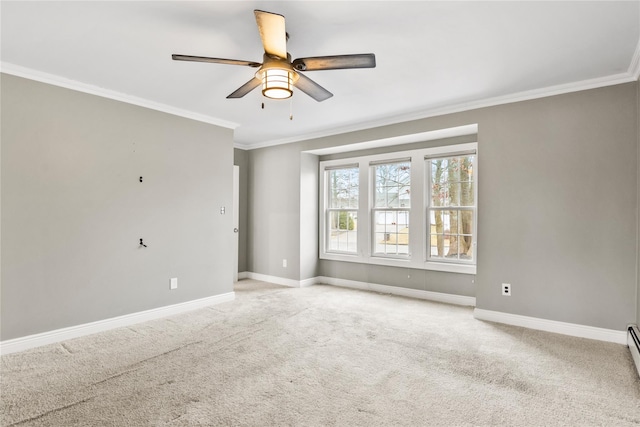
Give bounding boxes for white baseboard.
[238,273,626,345]
[237,271,249,280]
[239,273,475,306]
[474,308,627,345]
[315,276,476,307]
[0,292,235,356]
[299,277,317,288]
[242,272,306,288]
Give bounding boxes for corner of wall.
[300,152,319,280]
[637,76,640,326]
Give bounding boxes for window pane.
[428,208,474,262]
[373,210,409,256]
[460,182,474,206]
[427,153,475,263]
[459,209,473,235]
[374,162,411,208]
[430,155,474,207]
[328,210,358,253]
[328,168,359,209]
[448,182,461,206]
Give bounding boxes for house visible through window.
[372,160,411,257]
[319,142,477,274]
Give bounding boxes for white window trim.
[319,142,477,275]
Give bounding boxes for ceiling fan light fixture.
[260,68,293,99]
[173,10,374,102]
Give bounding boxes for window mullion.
[409,156,424,265]
[359,160,370,258]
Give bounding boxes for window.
[319,142,477,274]
[326,166,359,254]
[427,153,476,264]
[372,160,411,257]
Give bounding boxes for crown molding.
[1,62,633,150]
[0,62,238,130]
[233,142,253,151]
[236,70,637,150]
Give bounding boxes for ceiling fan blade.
[172,54,261,68]
[294,73,333,102]
[227,77,262,99]
[292,54,376,71]
[254,10,287,59]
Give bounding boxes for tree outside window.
[429,155,475,262]
[319,142,477,274]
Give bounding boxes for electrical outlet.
[502,283,511,296]
[170,278,178,290]
[282,259,287,268]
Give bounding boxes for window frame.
[425,150,477,267]
[371,158,412,259]
[319,142,477,274]
[324,164,360,255]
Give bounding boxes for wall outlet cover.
[170,278,178,290]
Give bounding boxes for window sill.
[320,252,362,263]
[422,261,476,275]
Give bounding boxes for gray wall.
[234,148,249,273]
[247,82,638,331]
[1,74,235,341]
[475,87,636,330]
[246,143,302,280]
[300,153,319,280]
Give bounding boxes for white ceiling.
[2,1,639,149]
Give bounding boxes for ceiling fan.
[172,10,376,102]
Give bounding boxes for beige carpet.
[1,279,639,426]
